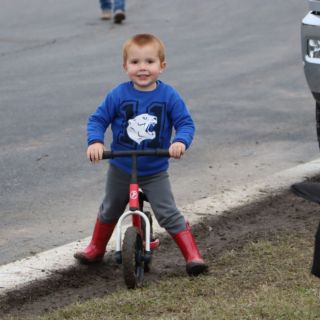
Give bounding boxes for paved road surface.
[0,0,317,265]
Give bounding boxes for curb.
[1,158,320,296]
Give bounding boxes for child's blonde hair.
[123,33,166,64]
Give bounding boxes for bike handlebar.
[102,149,170,159]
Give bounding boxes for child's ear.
[123,63,128,72]
[160,61,167,73]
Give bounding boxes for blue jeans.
[100,0,125,12]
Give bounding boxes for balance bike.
[102,149,170,289]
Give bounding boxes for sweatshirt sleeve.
[87,93,116,146]
[170,98,195,149]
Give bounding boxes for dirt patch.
[1,189,320,319]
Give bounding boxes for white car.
[301,0,320,145]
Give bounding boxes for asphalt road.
[0,0,318,265]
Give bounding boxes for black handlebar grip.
[102,151,114,159]
[154,149,170,157]
[102,149,170,159]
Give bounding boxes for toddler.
[74,33,208,276]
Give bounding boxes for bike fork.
[115,154,152,264]
[114,209,152,264]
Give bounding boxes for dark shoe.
[114,9,125,23]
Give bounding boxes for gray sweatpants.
[98,164,186,235]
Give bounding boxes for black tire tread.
[122,226,144,289]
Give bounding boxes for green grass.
[12,230,320,320]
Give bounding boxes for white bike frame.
[115,210,151,253]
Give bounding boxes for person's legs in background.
[99,0,112,20]
[312,221,320,277]
[113,0,126,23]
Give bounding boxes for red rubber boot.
[173,223,208,276]
[74,219,116,264]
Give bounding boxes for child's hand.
[87,142,105,163]
[169,142,186,159]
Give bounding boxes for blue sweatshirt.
[87,80,195,176]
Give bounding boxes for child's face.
[123,44,166,91]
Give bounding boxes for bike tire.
[122,226,144,289]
